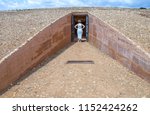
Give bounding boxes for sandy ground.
[1,42,150,98]
[0,8,150,60]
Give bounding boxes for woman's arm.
[74,24,78,29]
[82,24,85,29]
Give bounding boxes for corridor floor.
[1,42,150,98]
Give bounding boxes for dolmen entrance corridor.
[0,10,150,98]
[1,42,150,98]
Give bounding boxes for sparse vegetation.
[139,7,147,9]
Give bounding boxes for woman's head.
[78,20,81,23]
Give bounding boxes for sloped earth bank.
[0,8,150,60]
[1,43,150,98]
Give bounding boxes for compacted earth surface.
[0,8,150,98]
[1,42,150,98]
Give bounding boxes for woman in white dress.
[74,20,85,42]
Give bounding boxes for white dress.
[77,23,83,40]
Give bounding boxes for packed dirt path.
[1,42,150,98]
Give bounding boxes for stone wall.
[0,12,149,93]
[88,14,150,82]
[0,14,71,92]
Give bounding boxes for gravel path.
[1,42,150,98]
[0,8,150,60]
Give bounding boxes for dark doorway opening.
[71,14,89,42]
[74,15,86,39]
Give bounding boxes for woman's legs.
[77,29,83,42]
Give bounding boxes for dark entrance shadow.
[66,60,94,64]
